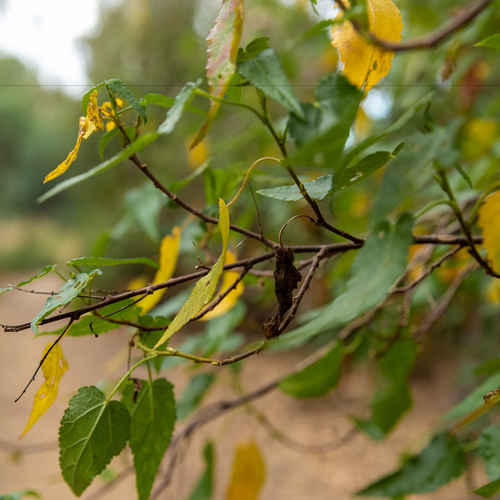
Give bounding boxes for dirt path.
[0,272,482,499]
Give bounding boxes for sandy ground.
[0,271,486,500]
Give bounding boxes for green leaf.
[224,71,246,103]
[338,92,434,173]
[225,37,270,103]
[0,491,41,500]
[41,299,143,337]
[257,174,333,202]
[287,102,326,147]
[237,49,305,119]
[144,93,176,107]
[59,386,131,496]
[279,213,413,348]
[122,379,176,500]
[335,144,404,192]
[203,168,228,205]
[378,340,416,382]
[245,37,270,58]
[31,270,102,334]
[191,0,244,149]
[67,256,159,269]
[98,127,119,159]
[441,371,500,422]
[479,426,500,480]
[124,182,164,243]
[472,477,500,498]
[81,81,108,113]
[279,343,343,398]
[290,74,363,168]
[475,34,500,49]
[474,357,500,376]
[187,442,215,500]
[356,433,466,497]
[108,78,147,123]
[38,132,161,202]
[259,147,392,201]
[351,417,386,442]
[153,200,229,348]
[1,265,56,294]
[370,382,412,435]
[285,19,334,49]
[202,301,247,357]
[143,93,206,115]
[169,160,211,192]
[177,373,216,420]
[158,80,201,135]
[453,161,473,188]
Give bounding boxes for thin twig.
[248,182,267,249]
[373,290,413,360]
[334,0,493,52]
[394,245,463,293]
[251,407,359,454]
[2,253,276,333]
[278,247,329,334]
[413,263,475,340]
[90,294,148,336]
[130,154,278,249]
[15,319,74,402]
[138,339,268,366]
[4,287,105,300]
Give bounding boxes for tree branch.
[334,0,493,52]
[1,235,483,334]
[129,154,279,248]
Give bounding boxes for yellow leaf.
[485,279,500,304]
[461,119,499,160]
[200,251,244,321]
[44,91,104,183]
[186,137,210,170]
[127,275,149,291]
[478,191,500,274]
[154,199,229,348]
[139,226,182,313]
[331,0,402,92]
[20,343,68,438]
[44,118,85,183]
[226,441,266,500]
[101,98,124,131]
[83,90,104,139]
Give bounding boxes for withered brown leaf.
[263,247,301,339]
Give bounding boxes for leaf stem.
[137,338,268,366]
[106,355,156,403]
[195,88,265,121]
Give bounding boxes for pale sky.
[0,0,335,96]
[0,0,119,95]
